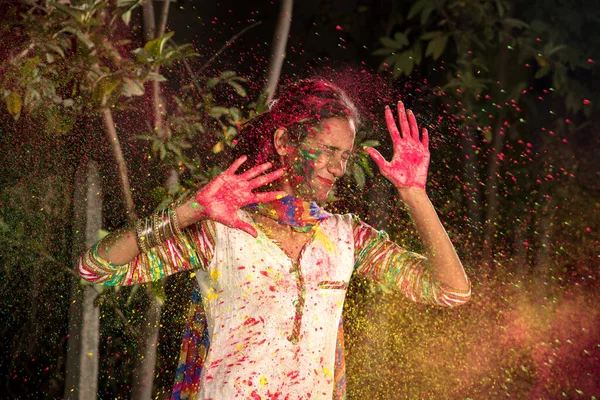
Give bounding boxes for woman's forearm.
[96,201,202,266]
[398,187,470,291]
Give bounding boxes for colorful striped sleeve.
[351,215,470,306]
[78,220,217,286]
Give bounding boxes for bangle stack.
[134,208,182,252]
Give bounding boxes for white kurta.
[195,211,355,399]
[79,205,470,399]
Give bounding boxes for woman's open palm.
[193,156,287,237]
[364,101,430,190]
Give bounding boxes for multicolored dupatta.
[247,195,332,232]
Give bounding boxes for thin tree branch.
[142,0,156,42]
[150,0,171,137]
[156,0,170,39]
[263,0,293,103]
[101,107,137,222]
[196,20,263,75]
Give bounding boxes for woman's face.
[281,117,356,202]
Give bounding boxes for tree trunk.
[533,193,555,297]
[481,38,510,267]
[481,122,507,267]
[460,127,482,230]
[263,0,294,103]
[64,161,102,399]
[131,3,172,397]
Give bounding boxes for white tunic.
[195,211,355,399]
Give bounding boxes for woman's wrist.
[396,186,428,208]
[176,197,208,229]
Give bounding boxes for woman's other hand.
[181,156,287,237]
[364,101,430,191]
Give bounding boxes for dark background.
[1,0,598,398]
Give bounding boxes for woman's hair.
[234,79,359,168]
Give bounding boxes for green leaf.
[57,27,95,49]
[421,31,443,40]
[121,77,145,97]
[503,18,530,29]
[227,81,247,97]
[147,72,167,82]
[121,10,132,25]
[420,4,435,26]
[361,140,380,148]
[50,1,85,23]
[209,106,229,119]
[412,41,423,65]
[546,44,567,57]
[24,88,41,108]
[352,164,366,189]
[93,77,121,105]
[164,44,199,63]
[20,56,40,82]
[425,35,448,60]
[495,0,505,17]
[380,55,396,72]
[372,48,396,56]
[45,43,66,58]
[393,32,409,47]
[407,0,426,19]
[225,126,237,141]
[206,77,220,89]
[379,36,402,49]
[228,107,241,121]
[219,70,236,80]
[534,65,550,79]
[393,51,415,77]
[5,92,23,117]
[133,48,152,63]
[144,31,175,58]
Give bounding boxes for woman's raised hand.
[191,156,287,237]
[364,101,430,190]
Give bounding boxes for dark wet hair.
[234,79,360,168]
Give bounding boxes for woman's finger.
[407,110,420,140]
[253,191,289,203]
[248,168,285,189]
[227,155,248,174]
[238,161,273,180]
[364,147,387,169]
[397,101,411,140]
[421,128,429,149]
[384,106,402,144]
[229,219,258,238]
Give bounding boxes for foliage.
[370,0,599,259]
[373,0,599,125]
[0,0,194,126]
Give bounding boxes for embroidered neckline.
[247,196,331,233]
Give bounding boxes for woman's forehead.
[308,117,356,143]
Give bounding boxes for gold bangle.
[170,208,183,237]
[152,212,162,246]
[134,219,149,253]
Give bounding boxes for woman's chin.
[291,188,326,203]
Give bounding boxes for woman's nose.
[327,155,347,178]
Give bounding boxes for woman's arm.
[397,187,470,291]
[364,101,470,293]
[81,157,287,283]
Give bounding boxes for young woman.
[79,79,471,399]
